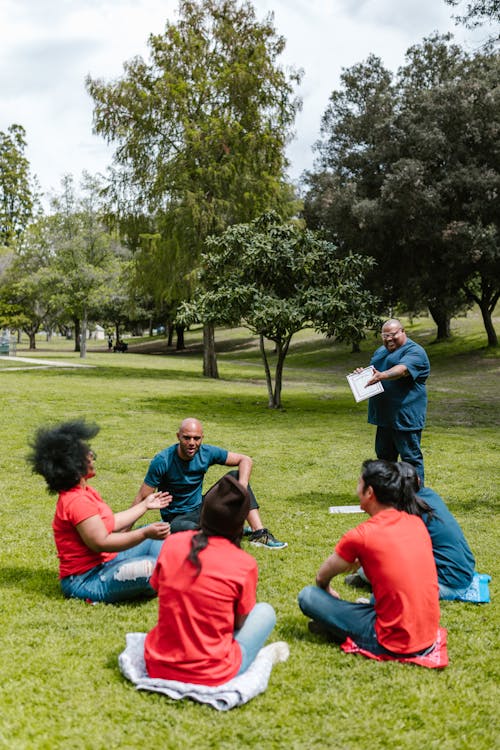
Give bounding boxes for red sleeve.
[335,526,364,564]
[62,487,112,527]
[235,560,258,616]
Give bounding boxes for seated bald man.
[133,417,287,550]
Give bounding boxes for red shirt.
[336,508,439,654]
[52,485,118,578]
[145,531,258,686]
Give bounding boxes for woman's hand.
[143,491,172,510]
[144,521,171,540]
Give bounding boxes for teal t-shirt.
[144,443,228,518]
[418,487,475,589]
[368,338,430,430]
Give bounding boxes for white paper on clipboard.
[346,367,384,403]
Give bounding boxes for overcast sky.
[0,0,491,203]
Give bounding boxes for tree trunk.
[80,306,87,359]
[167,323,174,347]
[259,335,275,407]
[28,331,36,350]
[478,298,499,347]
[203,323,218,378]
[74,318,81,352]
[428,303,451,340]
[176,325,185,351]
[271,337,291,409]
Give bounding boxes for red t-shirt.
[52,485,118,578]
[145,531,258,686]
[336,508,439,654]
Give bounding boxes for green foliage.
[444,0,500,30]
[47,173,130,356]
[0,313,497,749]
[305,35,500,346]
[0,124,35,246]
[179,212,379,406]
[86,0,302,373]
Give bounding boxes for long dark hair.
[397,462,434,519]
[187,531,209,577]
[27,420,99,493]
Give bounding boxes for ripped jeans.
[60,538,165,603]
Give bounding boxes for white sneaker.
[261,641,290,664]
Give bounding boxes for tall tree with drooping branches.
[86,0,302,377]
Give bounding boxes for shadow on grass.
[0,566,61,598]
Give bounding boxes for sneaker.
[243,526,253,537]
[261,641,290,665]
[248,528,288,549]
[355,597,371,604]
[344,573,372,590]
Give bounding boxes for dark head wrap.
[200,474,250,541]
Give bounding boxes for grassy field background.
[0,311,498,749]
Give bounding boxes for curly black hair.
[27,420,99,493]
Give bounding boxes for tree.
[86,0,302,377]
[304,35,499,345]
[49,173,123,358]
[178,212,379,408]
[0,218,60,349]
[0,125,36,247]
[444,1,500,30]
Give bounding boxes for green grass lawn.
[0,312,498,749]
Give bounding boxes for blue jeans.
[166,470,260,533]
[375,426,425,485]
[298,585,385,653]
[235,602,276,674]
[298,586,434,657]
[60,537,165,603]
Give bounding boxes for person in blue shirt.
[132,417,287,550]
[346,462,478,601]
[359,319,430,485]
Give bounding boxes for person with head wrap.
[144,475,277,685]
[27,420,171,603]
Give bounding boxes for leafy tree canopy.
[178,212,380,407]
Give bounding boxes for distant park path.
[0,356,96,371]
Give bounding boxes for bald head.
[178,417,203,434]
[381,319,407,351]
[176,418,204,461]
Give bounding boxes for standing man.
[362,319,430,484]
[133,417,287,549]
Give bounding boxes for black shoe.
[344,573,372,590]
[307,620,338,643]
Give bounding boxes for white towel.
[118,633,289,711]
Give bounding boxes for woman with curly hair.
[27,419,171,603]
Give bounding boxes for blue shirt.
[368,338,430,430]
[418,487,475,589]
[144,443,228,518]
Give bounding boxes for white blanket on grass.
[119,633,289,711]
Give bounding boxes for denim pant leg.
[60,537,165,603]
[298,585,386,653]
[222,470,259,511]
[168,507,202,533]
[235,602,277,674]
[375,426,399,462]
[393,430,424,485]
